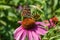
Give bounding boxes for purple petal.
[16,29,24,40]
[17,6,22,10]
[14,25,22,36]
[35,22,46,27]
[35,26,47,35]
[20,31,27,40]
[32,31,40,40]
[28,31,33,40]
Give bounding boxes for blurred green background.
[0,0,60,40]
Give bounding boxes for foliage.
[0,0,60,40]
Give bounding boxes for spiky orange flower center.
[51,16,58,23]
[51,16,58,24]
[22,18,35,29]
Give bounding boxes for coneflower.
[14,18,47,40]
[43,16,58,28]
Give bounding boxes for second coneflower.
[14,18,47,40]
[49,16,58,26]
[43,16,58,28]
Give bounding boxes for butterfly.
[22,5,31,18]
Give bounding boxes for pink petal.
[18,21,22,24]
[45,23,50,27]
[35,26,47,35]
[20,31,27,40]
[49,19,55,27]
[14,26,22,36]
[32,31,40,40]
[43,20,50,27]
[14,29,24,40]
[35,22,46,27]
[28,31,33,40]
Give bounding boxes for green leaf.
[30,5,44,13]
[56,39,60,40]
[56,15,60,21]
[40,14,46,20]
[55,8,60,13]
[0,5,11,10]
[57,26,60,30]
[0,20,7,26]
[12,0,20,6]
[0,11,5,17]
[49,35,60,40]
[0,0,6,4]
[7,11,18,21]
[53,0,58,10]
[0,26,4,30]
[8,11,17,17]
[7,16,17,21]
[35,0,46,4]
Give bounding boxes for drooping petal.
[35,22,46,27]
[35,26,47,35]
[45,23,50,27]
[14,26,22,36]
[15,29,24,40]
[28,31,33,40]
[20,31,27,40]
[43,20,50,27]
[32,31,40,40]
[49,19,55,27]
[18,21,22,24]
